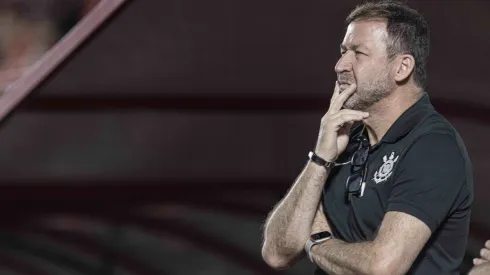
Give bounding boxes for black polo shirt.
[316,93,474,275]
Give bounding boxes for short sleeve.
[387,134,468,232]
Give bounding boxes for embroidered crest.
[373,152,399,184]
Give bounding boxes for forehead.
[342,20,388,50]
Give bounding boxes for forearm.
[311,239,375,275]
[262,161,329,266]
[469,262,490,275]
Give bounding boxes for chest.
[323,145,404,241]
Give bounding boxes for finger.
[329,110,369,127]
[330,83,357,112]
[474,258,487,266]
[331,113,366,129]
[330,81,341,106]
[486,240,490,249]
[336,109,370,118]
[322,109,369,124]
[480,248,490,260]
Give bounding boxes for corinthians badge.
[373,152,399,184]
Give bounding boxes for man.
[261,1,473,275]
[470,240,490,275]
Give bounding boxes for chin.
[344,99,372,111]
[343,97,362,111]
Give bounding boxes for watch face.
[311,231,332,241]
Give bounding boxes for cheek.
[353,59,374,78]
[353,66,372,85]
[360,63,387,81]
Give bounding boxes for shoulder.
[404,111,469,161]
[396,111,473,193]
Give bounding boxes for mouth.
[338,75,355,87]
[338,82,351,91]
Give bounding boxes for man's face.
[335,20,396,111]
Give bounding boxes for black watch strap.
[308,151,336,169]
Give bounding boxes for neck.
[362,87,423,146]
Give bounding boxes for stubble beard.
[342,71,395,111]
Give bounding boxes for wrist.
[309,151,336,170]
[313,148,337,163]
[314,140,337,162]
[305,231,333,263]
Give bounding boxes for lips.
[338,82,354,94]
[339,83,351,89]
[338,74,354,86]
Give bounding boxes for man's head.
[336,0,429,110]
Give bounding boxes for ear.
[393,54,415,83]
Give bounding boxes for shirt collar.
[382,92,434,143]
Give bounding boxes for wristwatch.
[305,231,333,263]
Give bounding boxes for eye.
[355,51,365,56]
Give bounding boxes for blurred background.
[0,0,487,274]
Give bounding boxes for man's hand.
[474,240,490,266]
[307,211,431,275]
[315,82,369,162]
[469,243,490,275]
[262,82,365,270]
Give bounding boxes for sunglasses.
[345,134,370,202]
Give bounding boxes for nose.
[335,54,353,74]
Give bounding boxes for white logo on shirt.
[373,152,399,184]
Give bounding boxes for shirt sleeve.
[386,133,468,232]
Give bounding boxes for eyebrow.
[340,44,367,52]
